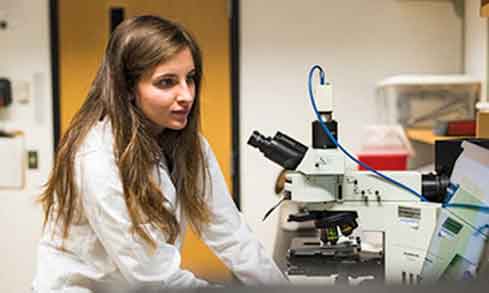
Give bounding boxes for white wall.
[0,0,53,292]
[466,0,488,100]
[240,0,464,254]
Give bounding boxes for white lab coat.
[33,120,286,292]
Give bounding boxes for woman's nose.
[176,81,194,102]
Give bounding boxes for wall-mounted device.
[0,78,12,108]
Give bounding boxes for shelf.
[405,128,473,145]
[378,74,481,87]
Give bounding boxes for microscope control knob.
[362,194,369,204]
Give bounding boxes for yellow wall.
[59,0,232,282]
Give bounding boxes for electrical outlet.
[27,150,38,169]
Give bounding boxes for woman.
[33,15,286,292]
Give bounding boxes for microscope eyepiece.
[247,130,308,170]
[247,131,267,149]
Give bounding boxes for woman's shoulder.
[198,134,213,159]
[77,118,114,157]
[199,134,221,165]
[198,133,209,148]
[75,119,118,179]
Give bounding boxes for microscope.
[247,77,452,284]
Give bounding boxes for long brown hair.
[38,15,212,248]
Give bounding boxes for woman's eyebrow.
[153,69,195,79]
[153,73,178,80]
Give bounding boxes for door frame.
[48,0,242,209]
[229,0,241,209]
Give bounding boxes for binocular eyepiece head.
[247,130,308,170]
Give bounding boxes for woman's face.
[135,47,196,133]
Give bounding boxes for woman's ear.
[129,90,138,105]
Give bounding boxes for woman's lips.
[172,109,189,114]
[171,109,190,119]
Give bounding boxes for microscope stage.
[287,237,384,279]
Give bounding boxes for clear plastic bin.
[376,75,480,128]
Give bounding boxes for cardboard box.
[482,0,489,17]
[476,111,489,138]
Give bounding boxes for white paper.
[0,135,24,189]
[450,142,489,204]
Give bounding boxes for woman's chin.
[165,120,188,130]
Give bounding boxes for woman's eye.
[155,78,176,88]
[186,75,195,84]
